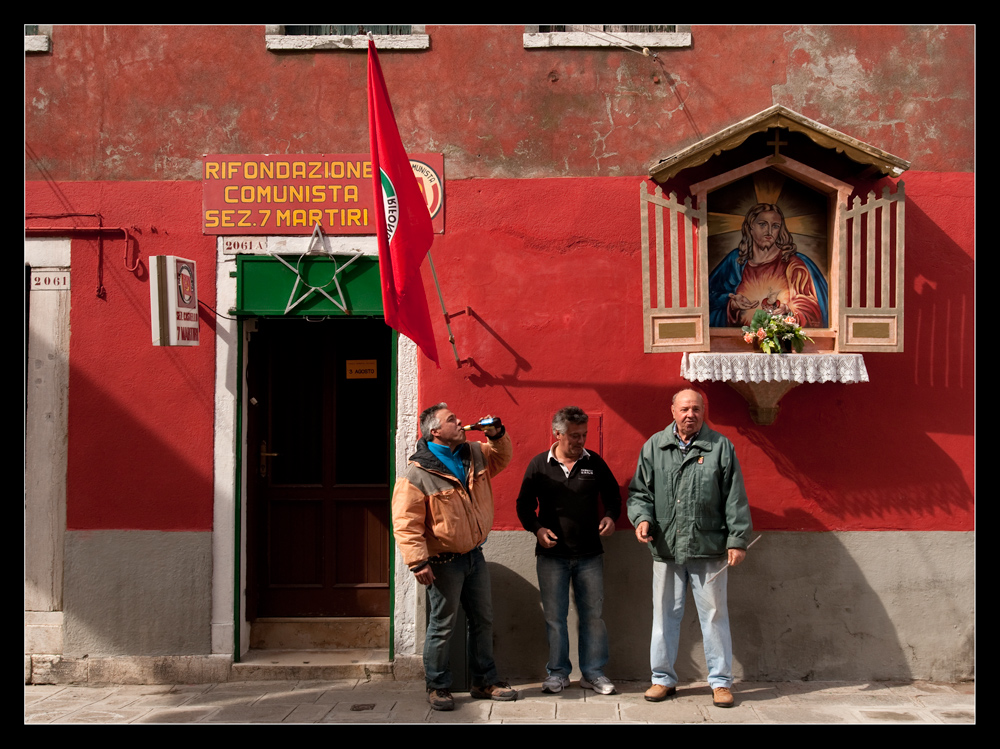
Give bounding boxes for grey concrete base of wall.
[26,654,234,685]
[25,653,426,686]
[484,530,974,684]
[29,529,972,685]
[62,530,212,657]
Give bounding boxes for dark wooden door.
[247,317,392,617]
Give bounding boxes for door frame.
[211,237,420,662]
[24,238,72,656]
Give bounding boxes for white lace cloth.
[680,353,869,384]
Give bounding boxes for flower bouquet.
[742,309,813,354]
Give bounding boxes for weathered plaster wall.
[63,530,212,656]
[26,181,217,531]
[25,25,973,183]
[26,170,974,681]
[28,171,973,535]
[25,25,974,679]
[485,530,974,682]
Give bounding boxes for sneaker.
[427,687,455,711]
[470,681,518,701]
[580,675,617,695]
[542,675,571,694]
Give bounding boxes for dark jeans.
[423,547,499,690]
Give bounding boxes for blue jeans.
[650,558,732,689]
[423,547,499,690]
[536,554,609,681]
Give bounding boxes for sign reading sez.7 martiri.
[202,154,444,235]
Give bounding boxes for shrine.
[642,105,908,422]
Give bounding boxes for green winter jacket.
[627,423,751,564]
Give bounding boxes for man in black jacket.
[516,406,622,695]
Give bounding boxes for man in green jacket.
[627,389,752,708]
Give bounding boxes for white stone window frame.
[25,25,52,53]
[265,24,429,51]
[523,24,691,49]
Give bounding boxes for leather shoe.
[644,684,677,702]
[427,687,455,711]
[713,686,734,707]
[470,682,518,701]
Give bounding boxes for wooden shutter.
[640,182,708,352]
[838,182,905,352]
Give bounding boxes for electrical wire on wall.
[572,25,702,140]
[26,144,142,299]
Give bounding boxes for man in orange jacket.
[391,402,516,711]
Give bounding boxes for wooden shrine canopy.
[648,105,911,183]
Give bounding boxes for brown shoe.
[713,686,734,707]
[427,687,455,711]
[470,681,518,701]
[644,684,677,702]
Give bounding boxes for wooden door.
[247,316,392,617]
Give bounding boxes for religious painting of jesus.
[707,170,829,329]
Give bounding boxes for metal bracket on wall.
[442,305,475,368]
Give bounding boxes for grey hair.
[552,406,588,435]
[420,402,449,437]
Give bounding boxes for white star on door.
[268,223,364,314]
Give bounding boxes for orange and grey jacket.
[391,430,513,569]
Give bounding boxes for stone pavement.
[25,679,974,724]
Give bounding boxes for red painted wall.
[416,174,974,533]
[25,25,973,183]
[25,25,974,534]
[27,181,217,531]
[24,170,974,533]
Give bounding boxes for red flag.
[367,40,439,366]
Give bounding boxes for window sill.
[266,34,429,51]
[25,35,50,53]
[523,31,690,49]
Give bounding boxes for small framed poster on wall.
[150,255,199,346]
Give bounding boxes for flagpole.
[426,250,462,367]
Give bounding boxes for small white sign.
[30,270,70,290]
[150,255,200,346]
